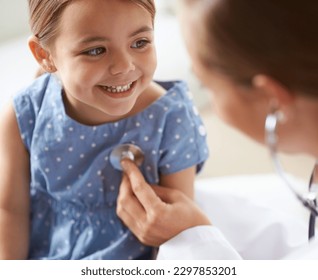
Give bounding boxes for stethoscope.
[265,111,318,240]
[110,144,145,171]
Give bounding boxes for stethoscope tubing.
[265,111,317,240]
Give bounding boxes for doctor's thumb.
[120,158,132,172]
[120,158,139,177]
[120,159,148,190]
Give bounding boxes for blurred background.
[0,1,315,181]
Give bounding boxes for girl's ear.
[28,36,57,73]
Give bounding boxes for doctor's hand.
[117,159,211,247]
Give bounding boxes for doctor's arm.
[0,103,30,259]
[117,160,241,259]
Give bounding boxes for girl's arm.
[0,103,30,259]
[159,167,196,199]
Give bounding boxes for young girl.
[0,0,208,259]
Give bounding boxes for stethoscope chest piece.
[110,144,144,171]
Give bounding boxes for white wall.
[0,1,176,42]
[0,0,29,42]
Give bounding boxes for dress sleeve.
[157,226,242,260]
[13,91,37,151]
[12,74,49,151]
[158,90,209,175]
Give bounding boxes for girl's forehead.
[61,0,152,25]
[58,0,153,35]
[62,0,153,19]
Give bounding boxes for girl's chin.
[99,104,136,122]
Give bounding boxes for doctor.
[116,0,318,259]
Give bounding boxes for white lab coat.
[157,175,318,259]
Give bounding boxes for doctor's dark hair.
[28,0,156,48]
[187,0,318,97]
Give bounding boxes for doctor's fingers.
[118,206,168,246]
[117,173,146,220]
[121,159,164,212]
[117,176,168,246]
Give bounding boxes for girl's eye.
[83,47,106,56]
[131,39,150,49]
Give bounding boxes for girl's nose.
[109,51,135,75]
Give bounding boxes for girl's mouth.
[99,81,134,93]
[98,81,137,99]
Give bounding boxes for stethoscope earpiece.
[110,144,144,171]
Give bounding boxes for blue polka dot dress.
[13,74,209,259]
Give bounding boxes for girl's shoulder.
[12,74,61,150]
[14,73,55,104]
[155,80,193,104]
[137,80,192,111]
[13,73,61,117]
[129,80,191,118]
[151,80,197,116]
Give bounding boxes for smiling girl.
[0,0,208,259]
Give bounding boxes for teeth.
[102,82,133,93]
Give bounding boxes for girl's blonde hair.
[28,0,156,47]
